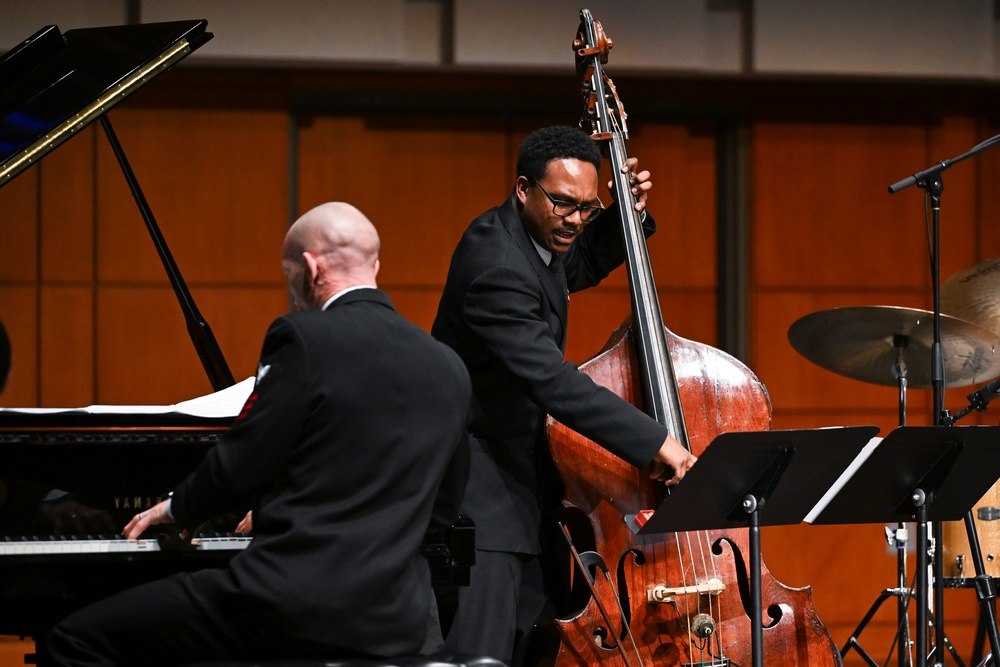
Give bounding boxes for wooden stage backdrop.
[1,68,1000,665]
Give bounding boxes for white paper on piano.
[803,435,883,524]
[159,376,255,417]
[0,376,255,418]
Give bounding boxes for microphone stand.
[890,132,1000,667]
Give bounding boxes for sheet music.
[0,377,254,418]
[803,435,883,524]
[167,376,254,417]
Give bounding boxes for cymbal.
[788,305,1000,388]
[941,257,1000,336]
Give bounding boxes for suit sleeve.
[563,206,657,293]
[464,265,665,467]
[170,317,311,528]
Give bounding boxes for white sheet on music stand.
[803,435,883,524]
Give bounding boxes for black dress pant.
[45,570,378,666]
[440,550,545,666]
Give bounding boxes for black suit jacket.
[432,197,667,554]
[170,289,472,657]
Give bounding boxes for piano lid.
[0,20,212,188]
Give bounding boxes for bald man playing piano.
[46,202,472,666]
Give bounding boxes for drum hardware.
[890,139,1000,667]
[938,503,999,664]
[941,376,1000,667]
[789,305,1000,667]
[971,505,1000,577]
[939,254,1000,665]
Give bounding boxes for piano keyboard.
[0,534,251,556]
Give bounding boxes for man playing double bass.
[432,125,697,664]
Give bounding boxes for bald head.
[282,202,381,310]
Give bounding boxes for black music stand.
[809,426,1000,667]
[638,425,879,667]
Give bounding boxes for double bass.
[544,10,840,666]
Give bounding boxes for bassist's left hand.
[609,156,652,214]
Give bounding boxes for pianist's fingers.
[236,510,253,534]
[123,499,171,539]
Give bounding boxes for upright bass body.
[543,9,840,665]
[546,323,840,666]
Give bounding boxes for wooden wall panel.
[187,286,292,387]
[94,284,289,406]
[95,107,289,286]
[383,286,449,333]
[39,286,93,407]
[975,117,1000,260]
[296,114,512,289]
[626,121,718,291]
[78,106,290,406]
[39,126,95,283]
[0,160,39,408]
[0,167,38,283]
[0,639,31,666]
[96,286,209,405]
[753,122,931,290]
[0,287,37,406]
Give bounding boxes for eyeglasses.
[530,177,604,222]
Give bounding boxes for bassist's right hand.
[650,434,696,486]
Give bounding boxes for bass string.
[605,97,728,666]
[678,529,726,662]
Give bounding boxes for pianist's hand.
[50,497,116,536]
[123,498,175,540]
[236,510,253,534]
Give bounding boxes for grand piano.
[0,19,472,651]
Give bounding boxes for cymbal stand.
[927,160,948,667]
[890,135,1000,666]
[895,351,915,667]
[840,344,916,667]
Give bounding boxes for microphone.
[943,377,1000,425]
[967,377,1000,413]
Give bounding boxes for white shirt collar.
[321,285,376,311]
